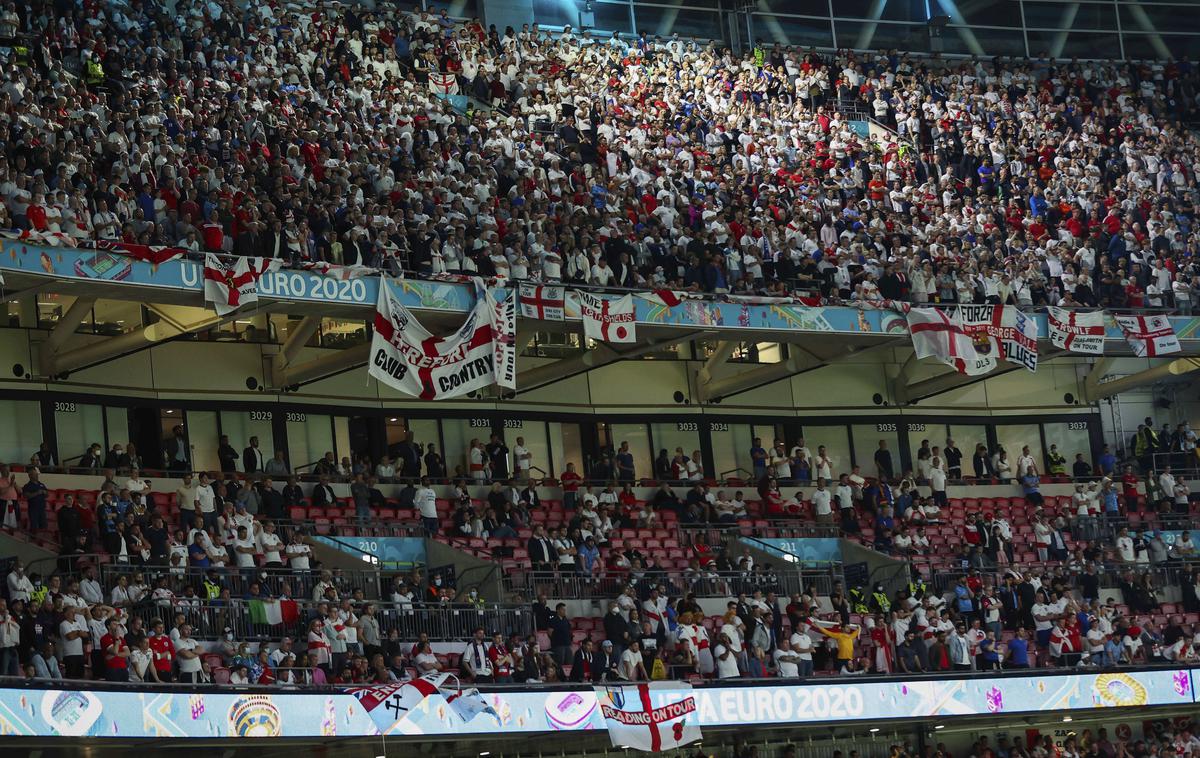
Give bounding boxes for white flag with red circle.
[578,291,637,344]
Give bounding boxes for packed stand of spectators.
[2,1,1200,311]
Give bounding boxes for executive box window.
[441,418,492,479]
[801,425,852,480]
[0,400,43,463]
[186,411,220,473]
[54,401,105,467]
[1043,421,1093,470]
[649,422,702,477]
[502,419,551,478]
[709,423,755,482]
[607,422,653,482]
[218,411,274,470]
[852,423,900,480]
[549,421,583,478]
[289,413,335,474]
[994,423,1044,475]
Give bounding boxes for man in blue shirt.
[1004,628,1029,668]
[22,469,49,530]
[750,438,768,480]
[1097,445,1117,476]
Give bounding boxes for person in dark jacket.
[547,603,573,665]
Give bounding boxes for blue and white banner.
[0,669,1191,738]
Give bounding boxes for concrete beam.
[901,349,1066,404]
[45,303,255,376]
[696,341,740,388]
[282,343,371,387]
[270,316,323,387]
[1082,357,1115,405]
[516,333,701,395]
[37,297,96,376]
[1084,357,1200,402]
[696,350,818,403]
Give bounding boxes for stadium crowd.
[1,413,1199,686]
[1,0,1200,310]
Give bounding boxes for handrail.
[4,235,1195,318]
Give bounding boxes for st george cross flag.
[369,278,517,400]
[953,304,1039,375]
[1047,307,1106,354]
[203,254,281,315]
[579,291,637,343]
[636,289,686,308]
[428,72,459,95]
[595,682,702,753]
[1115,314,1181,357]
[518,282,565,320]
[906,306,980,365]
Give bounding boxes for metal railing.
[502,567,830,601]
[125,599,533,643]
[97,563,401,602]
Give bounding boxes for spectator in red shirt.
[1122,465,1141,513]
[148,619,175,682]
[560,462,583,510]
[101,618,130,681]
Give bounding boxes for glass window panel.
[218,411,274,472]
[505,420,550,480]
[939,26,1028,56]
[710,423,755,481]
[0,400,42,464]
[633,5,723,40]
[754,0,835,13]
[333,417,352,465]
[834,20,926,51]
[879,0,933,22]
[384,417,409,449]
[649,422,703,479]
[948,424,989,476]
[851,423,900,481]
[549,422,584,480]
[994,424,1043,477]
[56,403,105,469]
[827,0,876,17]
[905,422,948,478]
[105,407,128,450]
[1042,422,1093,476]
[1119,4,1200,34]
[440,419,480,480]
[760,15,836,47]
[594,2,635,34]
[1024,30,1121,57]
[1024,2,1117,30]
[950,0,1022,26]
[91,300,143,335]
[532,0,579,28]
[186,411,220,474]
[406,419,441,476]
[288,415,333,476]
[802,425,851,481]
[611,423,653,482]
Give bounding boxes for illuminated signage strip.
[7,243,1200,341]
[0,669,1192,739]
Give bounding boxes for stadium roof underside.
[5,246,1200,402]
